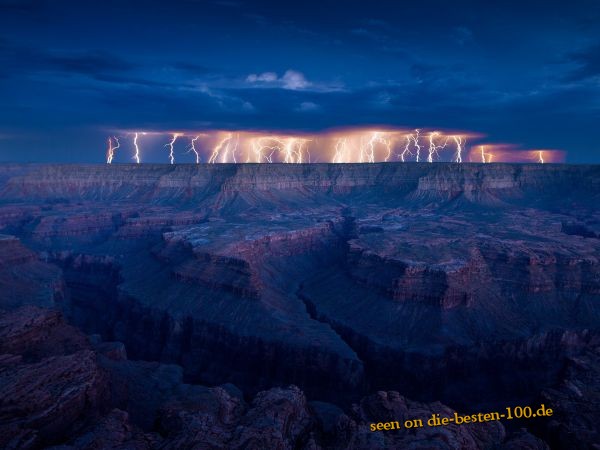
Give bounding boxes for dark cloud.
[0,0,37,13]
[564,43,600,82]
[0,40,135,79]
[0,39,206,88]
[45,51,134,75]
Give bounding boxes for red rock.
[0,306,88,359]
[0,350,108,448]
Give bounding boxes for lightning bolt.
[220,133,241,163]
[400,135,413,162]
[479,145,493,163]
[209,134,233,164]
[133,132,143,164]
[220,135,233,163]
[332,138,347,163]
[231,134,239,163]
[361,135,374,163]
[165,133,181,165]
[427,131,448,163]
[106,136,120,164]
[103,129,561,164]
[250,136,285,163]
[283,138,296,163]
[452,136,465,163]
[189,136,200,164]
[282,137,311,163]
[400,130,421,162]
[382,138,392,162]
[359,132,392,163]
[411,129,422,162]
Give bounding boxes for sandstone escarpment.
[0,163,597,204]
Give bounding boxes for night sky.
[0,0,599,163]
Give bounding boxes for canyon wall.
[1,163,599,449]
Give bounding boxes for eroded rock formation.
[0,163,599,448]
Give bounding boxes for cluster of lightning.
[235,135,311,163]
[479,145,494,163]
[428,131,448,163]
[105,129,556,164]
[209,133,241,163]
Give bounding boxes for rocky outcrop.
[164,218,344,298]
[0,307,108,449]
[0,305,88,358]
[538,347,600,449]
[0,235,64,310]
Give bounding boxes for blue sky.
[0,0,599,162]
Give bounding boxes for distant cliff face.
[0,163,599,449]
[0,163,597,202]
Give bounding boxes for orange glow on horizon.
[107,128,565,164]
[467,145,565,164]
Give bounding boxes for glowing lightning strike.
[220,137,232,163]
[104,129,561,164]
[283,138,296,163]
[106,136,120,164]
[284,138,311,163]
[133,133,143,164]
[360,135,371,163]
[231,134,240,163]
[452,136,465,163]
[427,132,448,163]
[400,129,421,162]
[411,129,421,162]
[165,133,181,165]
[400,135,413,162]
[479,145,493,163]
[365,134,376,163]
[332,138,347,163]
[252,137,282,163]
[221,134,241,163]
[209,134,233,164]
[359,132,392,163]
[189,136,200,164]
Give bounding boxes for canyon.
[0,162,599,449]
